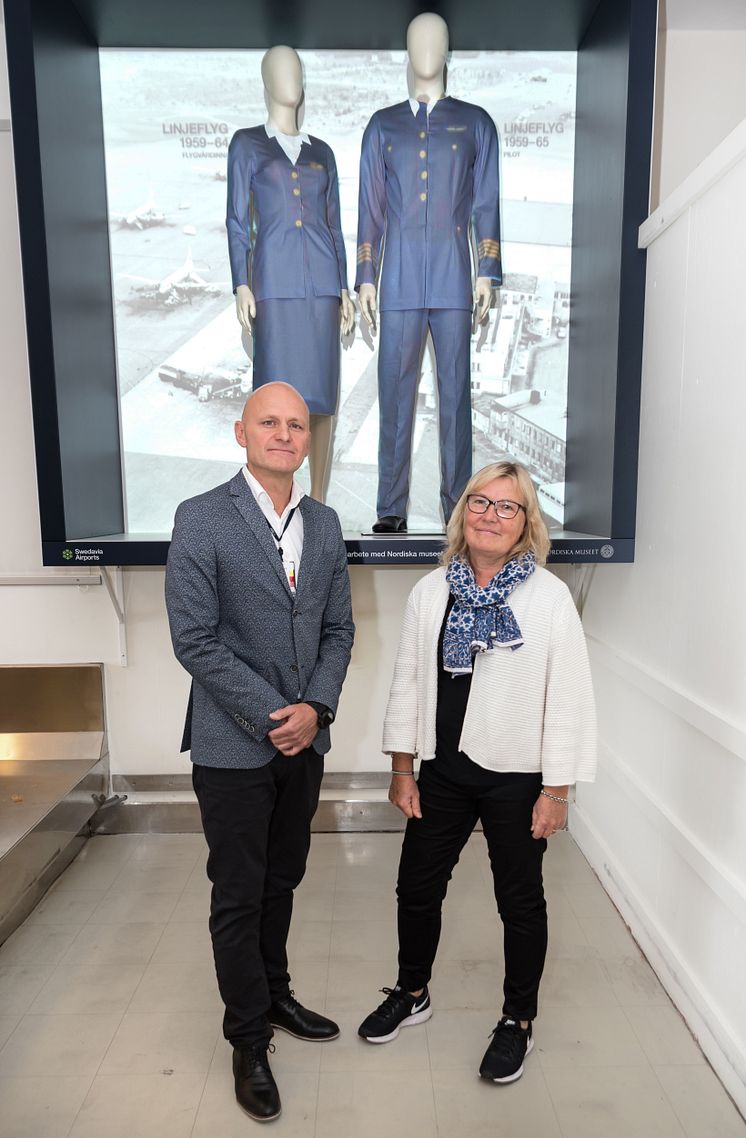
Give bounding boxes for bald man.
[166,383,354,1122]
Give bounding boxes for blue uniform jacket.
[227,126,349,300]
[355,97,502,311]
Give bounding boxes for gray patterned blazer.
[165,470,354,769]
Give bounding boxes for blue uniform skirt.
[252,296,341,416]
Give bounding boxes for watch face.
[318,710,334,729]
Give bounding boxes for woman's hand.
[530,792,567,840]
[389,774,422,819]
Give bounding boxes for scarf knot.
[443,553,536,675]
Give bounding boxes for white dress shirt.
[408,97,439,117]
[264,122,310,166]
[242,466,304,591]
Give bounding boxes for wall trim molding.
[595,740,746,928]
[639,116,746,248]
[587,634,746,761]
[571,805,746,1118]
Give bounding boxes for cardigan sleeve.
[540,591,597,784]
[382,586,421,756]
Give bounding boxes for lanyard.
[265,505,297,561]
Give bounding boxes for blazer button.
[249,724,255,733]
[295,219,303,228]
[293,609,299,617]
[291,171,299,180]
[291,664,298,672]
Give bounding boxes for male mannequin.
[228,46,355,502]
[356,14,502,532]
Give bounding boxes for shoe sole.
[269,1022,340,1042]
[480,1036,534,1083]
[359,1005,433,1044]
[237,1101,282,1123]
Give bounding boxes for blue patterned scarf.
[443,553,536,675]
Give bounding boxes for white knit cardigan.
[382,565,597,785]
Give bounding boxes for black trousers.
[396,762,548,1021]
[192,750,323,1046]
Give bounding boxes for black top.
[430,595,541,795]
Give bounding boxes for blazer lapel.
[228,472,292,597]
[294,496,321,602]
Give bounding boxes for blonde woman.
[358,461,596,1083]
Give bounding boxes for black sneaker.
[358,985,432,1043]
[479,1017,534,1083]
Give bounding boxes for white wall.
[653,28,746,205]
[0,22,427,777]
[574,128,746,1112]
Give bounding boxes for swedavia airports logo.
[60,547,104,563]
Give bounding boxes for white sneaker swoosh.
[411,997,428,1014]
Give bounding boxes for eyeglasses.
[466,494,527,520]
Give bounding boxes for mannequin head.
[406,13,449,82]
[260,45,304,109]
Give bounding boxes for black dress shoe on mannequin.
[269,992,340,1041]
[372,515,408,534]
[232,1042,281,1122]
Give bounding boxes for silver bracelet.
[540,789,568,805]
[391,770,415,776]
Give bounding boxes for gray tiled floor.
[0,831,743,1137]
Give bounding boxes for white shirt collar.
[409,97,441,117]
[242,466,304,520]
[264,122,311,146]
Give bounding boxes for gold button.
[295,219,302,228]
[293,187,300,196]
[419,149,426,158]
[420,170,428,180]
[387,145,392,152]
[452,143,458,150]
[420,192,427,201]
[419,130,426,139]
[291,171,298,180]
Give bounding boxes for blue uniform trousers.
[377,308,472,522]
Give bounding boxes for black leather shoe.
[269,992,340,1041]
[372,515,408,534]
[232,1042,281,1122]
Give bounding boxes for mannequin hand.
[530,794,567,840]
[389,774,422,819]
[474,277,493,324]
[358,283,378,332]
[340,289,355,337]
[235,285,256,332]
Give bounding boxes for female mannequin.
[227,46,354,501]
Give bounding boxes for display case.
[5,0,657,565]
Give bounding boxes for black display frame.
[5,0,657,567]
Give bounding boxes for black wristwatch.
[306,701,335,730]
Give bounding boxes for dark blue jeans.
[396,761,547,1021]
[193,750,323,1046]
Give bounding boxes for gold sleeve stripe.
[357,252,374,263]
